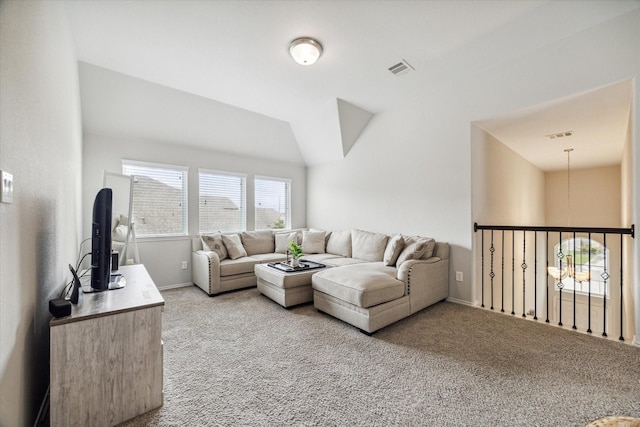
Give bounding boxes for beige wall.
[471,127,546,310]
[472,128,546,227]
[0,2,83,425]
[545,165,621,227]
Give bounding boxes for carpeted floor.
[121,286,640,426]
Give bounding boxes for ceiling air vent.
[545,131,573,140]
[388,60,414,76]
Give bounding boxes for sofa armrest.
[192,250,221,296]
[397,257,449,314]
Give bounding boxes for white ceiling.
[64,0,636,168]
[475,79,633,171]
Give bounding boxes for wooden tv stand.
[50,264,164,426]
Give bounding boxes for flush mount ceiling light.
[289,37,323,65]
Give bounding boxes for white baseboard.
[446,297,475,306]
[158,282,193,291]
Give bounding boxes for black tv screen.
[91,188,112,291]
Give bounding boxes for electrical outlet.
[181,261,188,270]
[455,271,463,282]
[1,170,13,204]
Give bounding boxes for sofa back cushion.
[275,232,299,254]
[351,229,389,262]
[201,233,228,260]
[326,230,352,257]
[222,234,248,260]
[396,236,435,266]
[301,230,326,254]
[383,234,404,266]
[240,230,275,256]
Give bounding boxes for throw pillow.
[301,230,326,254]
[351,229,389,262]
[396,236,435,266]
[326,230,352,257]
[240,230,275,256]
[202,233,228,260]
[222,234,247,260]
[275,232,299,254]
[112,224,129,242]
[117,214,129,226]
[310,228,331,245]
[383,234,404,266]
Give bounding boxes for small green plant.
[288,241,303,260]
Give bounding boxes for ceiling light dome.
[289,37,323,66]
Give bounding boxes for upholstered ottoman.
[312,263,411,334]
[255,263,327,308]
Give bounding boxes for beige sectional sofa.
[191,228,449,333]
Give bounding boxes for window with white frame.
[122,160,188,237]
[199,170,246,233]
[551,237,609,296]
[254,176,291,230]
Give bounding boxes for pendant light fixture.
[289,37,323,66]
[547,147,589,286]
[564,148,573,227]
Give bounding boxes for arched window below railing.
[549,238,609,296]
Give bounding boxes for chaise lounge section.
[311,233,449,333]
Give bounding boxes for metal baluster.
[501,230,505,313]
[490,230,495,310]
[558,231,563,327]
[587,233,592,333]
[602,233,608,337]
[572,231,577,330]
[619,234,624,342]
[511,231,515,316]
[534,232,538,320]
[545,231,550,323]
[481,230,485,308]
[522,231,527,318]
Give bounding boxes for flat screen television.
[91,188,112,291]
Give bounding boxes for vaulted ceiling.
[65,0,637,168]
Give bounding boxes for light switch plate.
[1,170,13,204]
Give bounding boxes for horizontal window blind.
[255,176,291,230]
[122,160,188,237]
[199,170,246,233]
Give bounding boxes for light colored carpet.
[121,286,640,426]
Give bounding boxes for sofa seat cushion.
[299,253,341,264]
[312,263,404,308]
[322,257,368,267]
[251,253,287,263]
[220,257,259,277]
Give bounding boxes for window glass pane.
[553,238,608,296]
[122,160,188,237]
[255,177,290,230]
[199,170,246,233]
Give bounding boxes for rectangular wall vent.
[545,131,573,140]
[388,60,414,76]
